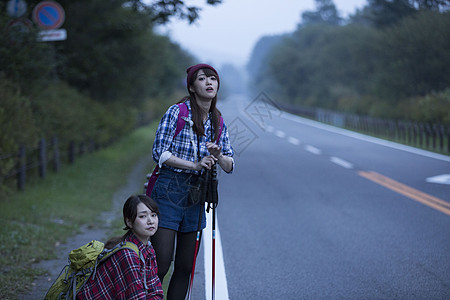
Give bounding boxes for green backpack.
[45,240,141,300]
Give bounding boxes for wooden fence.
[0,136,114,191]
[280,104,450,154]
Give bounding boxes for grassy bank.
[0,124,156,298]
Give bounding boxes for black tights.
[152,228,202,300]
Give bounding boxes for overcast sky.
[156,0,368,68]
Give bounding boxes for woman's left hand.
[206,142,233,173]
[206,142,222,159]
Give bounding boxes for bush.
[0,78,39,153]
[398,89,450,124]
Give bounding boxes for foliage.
[263,24,379,108]
[149,0,223,24]
[247,35,287,95]
[0,6,53,95]
[55,0,189,104]
[397,89,450,124]
[0,124,155,299]
[363,0,417,28]
[374,10,450,100]
[249,0,450,124]
[0,78,39,155]
[301,0,342,25]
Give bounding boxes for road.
[194,93,450,299]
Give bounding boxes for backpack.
[45,240,140,300]
[145,102,223,196]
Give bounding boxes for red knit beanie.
[186,63,220,91]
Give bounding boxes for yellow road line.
[358,171,450,216]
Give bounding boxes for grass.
[0,123,157,299]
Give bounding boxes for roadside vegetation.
[0,124,155,298]
[248,0,450,125]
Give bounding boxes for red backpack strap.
[175,102,189,138]
[147,102,189,197]
[216,116,224,143]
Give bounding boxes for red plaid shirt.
[77,233,163,299]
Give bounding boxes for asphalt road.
[196,93,450,299]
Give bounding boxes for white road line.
[282,113,450,162]
[330,156,354,169]
[275,130,286,138]
[287,137,300,145]
[304,145,322,155]
[204,211,229,300]
[426,174,450,185]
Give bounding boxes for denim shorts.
[151,168,206,232]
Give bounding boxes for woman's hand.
[206,142,233,173]
[206,142,223,159]
[194,155,218,171]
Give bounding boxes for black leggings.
[152,228,202,300]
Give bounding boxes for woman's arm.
[206,142,233,173]
[164,154,218,171]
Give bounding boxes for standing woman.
[151,64,234,299]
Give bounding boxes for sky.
[156,0,368,68]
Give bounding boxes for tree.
[301,0,342,26]
[411,0,450,10]
[147,0,222,24]
[374,11,450,99]
[363,0,416,27]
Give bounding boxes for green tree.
[301,0,342,25]
[374,10,450,100]
[364,0,417,27]
[149,0,222,24]
[0,4,53,94]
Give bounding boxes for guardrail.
[280,104,449,154]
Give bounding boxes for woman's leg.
[151,227,176,283]
[167,231,201,300]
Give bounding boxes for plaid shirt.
[152,99,234,174]
[77,233,163,300]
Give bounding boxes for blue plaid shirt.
[152,99,234,174]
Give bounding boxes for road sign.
[32,1,65,29]
[6,0,27,18]
[37,28,67,42]
[7,18,32,32]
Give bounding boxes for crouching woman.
[77,194,164,299]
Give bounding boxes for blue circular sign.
[7,0,27,18]
[32,1,65,29]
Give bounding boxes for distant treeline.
[248,0,450,125]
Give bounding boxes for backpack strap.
[96,241,140,264]
[176,101,223,143]
[93,241,143,284]
[216,116,224,144]
[146,102,189,197]
[175,102,189,138]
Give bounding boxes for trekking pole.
[187,203,203,300]
[187,170,209,300]
[210,164,219,300]
[212,201,216,300]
